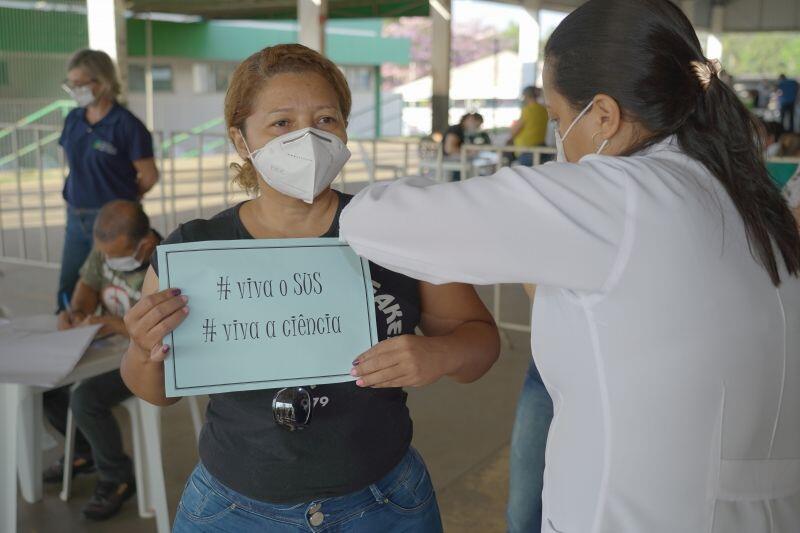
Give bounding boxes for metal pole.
[222,139,230,207]
[35,129,49,262]
[438,144,445,183]
[460,145,468,181]
[156,132,167,236]
[144,17,155,130]
[374,66,382,139]
[12,130,27,259]
[370,139,377,184]
[169,134,177,229]
[197,133,203,218]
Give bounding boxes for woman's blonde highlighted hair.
[67,49,121,100]
[225,44,352,194]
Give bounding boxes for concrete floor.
[2,246,536,533]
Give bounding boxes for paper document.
[0,315,102,387]
[157,238,378,397]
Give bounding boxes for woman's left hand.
[351,335,452,389]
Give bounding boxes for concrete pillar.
[374,66,382,138]
[710,4,724,34]
[519,0,542,89]
[430,0,451,134]
[87,0,128,103]
[681,0,696,25]
[144,17,154,130]
[706,5,724,60]
[298,0,328,54]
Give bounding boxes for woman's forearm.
[432,320,500,384]
[121,343,178,406]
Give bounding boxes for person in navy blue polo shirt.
[778,74,799,133]
[58,49,159,312]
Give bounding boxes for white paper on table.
[0,315,102,387]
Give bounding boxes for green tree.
[721,33,800,77]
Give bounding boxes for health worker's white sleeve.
[339,159,633,291]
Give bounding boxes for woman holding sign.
[339,1,800,532]
[121,44,500,532]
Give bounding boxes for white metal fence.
[5,126,793,335]
[0,125,424,268]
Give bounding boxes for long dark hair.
[545,0,800,286]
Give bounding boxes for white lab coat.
[339,137,800,533]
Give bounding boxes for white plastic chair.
[60,394,203,533]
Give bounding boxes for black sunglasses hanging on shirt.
[272,387,312,431]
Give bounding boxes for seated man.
[43,200,162,520]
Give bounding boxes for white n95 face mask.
[105,240,144,272]
[554,98,608,163]
[240,128,351,204]
[63,84,95,108]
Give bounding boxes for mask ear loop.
[592,131,610,154]
[562,99,595,141]
[238,129,255,159]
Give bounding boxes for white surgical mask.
[554,98,609,163]
[105,241,143,272]
[63,84,95,108]
[240,127,351,204]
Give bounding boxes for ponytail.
[676,75,800,285]
[546,0,800,286]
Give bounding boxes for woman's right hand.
[124,288,189,363]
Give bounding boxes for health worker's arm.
[340,160,630,292]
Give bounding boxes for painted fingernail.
[181,295,189,303]
[350,368,359,376]
[351,359,360,366]
[356,379,365,387]
[182,306,190,314]
[161,344,170,354]
[171,288,181,296]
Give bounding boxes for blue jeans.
[507,359,553,533]
[57,206,99,310]
[517,153,534,167]
[173,447,443,532]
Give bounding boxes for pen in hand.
[59,292,77,330]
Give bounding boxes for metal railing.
[0,125,427,269]
[7,125,791,335]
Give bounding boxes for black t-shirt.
[442,124,492,156]
[151,191,420,503]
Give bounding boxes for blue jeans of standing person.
[517,153,534,167]
[173,447,443,533]
[57,206,99,310]
[781,102,796,133]
[507,359,553,533]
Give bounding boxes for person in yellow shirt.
[510,86,549,166]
